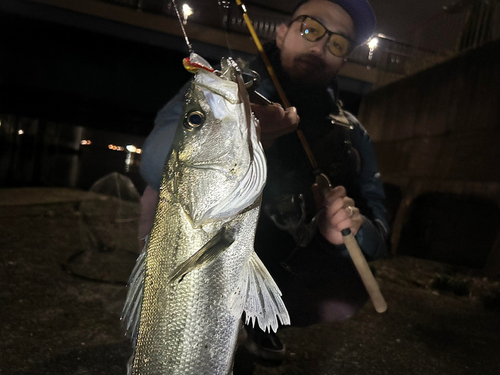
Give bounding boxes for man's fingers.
[251,103,285,123]
[324,186,346,205]
[313,184,363,244]
[284,107,300,129]
[324,196,356,227]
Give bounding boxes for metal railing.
[374,0,500,86]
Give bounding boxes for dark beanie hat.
[292,0,376,45]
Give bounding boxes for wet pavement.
[1,187,499,375]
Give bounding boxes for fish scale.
[136,205,251,373]
[123,55,289,375]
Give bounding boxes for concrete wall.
[358,39,500,276]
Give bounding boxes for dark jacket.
[247,43,388,325]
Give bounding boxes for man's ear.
[276,23,288,49]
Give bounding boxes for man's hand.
[312,185,363,245]
[251,103,299,149]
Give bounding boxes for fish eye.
[184,110,205,130]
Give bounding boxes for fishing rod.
[234,0,320,176]
[235,0,387,313]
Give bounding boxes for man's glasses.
[290,15,352,58]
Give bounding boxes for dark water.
[0,114,149,194]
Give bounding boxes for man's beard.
[287,53,337,89]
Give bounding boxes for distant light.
[108,144,129,151]
[81,140,92,146]
[182,3,193,24]
[368,37,379,50]
[18,129,24,135]
[126,145,142,154]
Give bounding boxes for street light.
[367,37,379,61]
[368,37,379,50]
[182,4,193,24]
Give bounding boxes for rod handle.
[342,229,387,313]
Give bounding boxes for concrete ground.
[1,187,499,375]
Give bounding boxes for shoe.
[243,324,286,361]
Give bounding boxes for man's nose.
[308,34,329,54]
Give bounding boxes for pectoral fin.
[230,251,290,333]
[169,227,234,283]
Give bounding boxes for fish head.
[167,56,267,227]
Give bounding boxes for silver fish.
[122,55,289,375]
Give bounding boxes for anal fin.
[230,251,290,333]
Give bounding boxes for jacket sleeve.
[140,81,191,190]
[256,78,389,261]
[347,113,389,261]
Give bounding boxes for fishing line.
[171,0,193,53]
[216,0,236,59]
